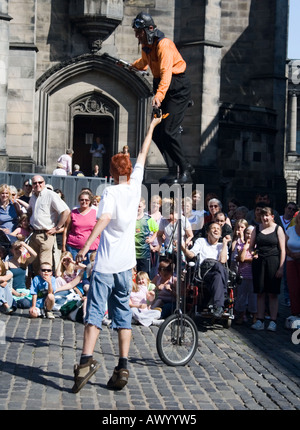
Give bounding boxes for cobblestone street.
[0,299,299,411]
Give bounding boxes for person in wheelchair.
[182,222,231,318]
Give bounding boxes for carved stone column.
[289,91,298,154]
[0,2,11,169]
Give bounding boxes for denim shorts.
[84,269,133,330]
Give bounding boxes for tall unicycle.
[156,183,198,366]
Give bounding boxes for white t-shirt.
[189,237,225,264]
[286,225,300,261]
[93,163,144,273]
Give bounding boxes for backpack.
[60,300,82,317]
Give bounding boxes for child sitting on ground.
[129,271,162,326]
[0,258,15,314]
[55,251,86,297]
[29,262,56,319]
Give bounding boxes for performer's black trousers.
[153,73,191,173]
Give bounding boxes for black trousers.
[204,261,229,308]
[152,74,191,173]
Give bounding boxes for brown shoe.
[107,367,129,390]
[72,358,100,393]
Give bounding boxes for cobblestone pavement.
[0,298,299,411]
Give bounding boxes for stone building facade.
[0,0,293,210]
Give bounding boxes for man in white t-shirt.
[182,222,230,318]
[72,116,162,394]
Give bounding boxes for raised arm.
[136,116,162,167]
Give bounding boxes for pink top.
[130,284,148,308]
[67,208,100,250]
[13,227,30,238]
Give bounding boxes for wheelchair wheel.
[156,313,198,366]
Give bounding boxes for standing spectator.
[18,179,32,204]
[72,164,84,177]
[285,211,300,316]
[27,175,70,275]
[149,195,162,278]
[0,184,22,234]
[135,197,158,275]
[280,202,298,232]
[234,225,257,325]
[71,116,162,393]
[53,162,67,176]
[246,192,282,226]
[90,137,105,176]
[63,190,100,264]
[280,202,298,307]
[57,149,73,175]
[249,207,286,332]
[9,186,18,203]
[91,164,100,177]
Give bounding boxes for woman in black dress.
[249,206,286,332]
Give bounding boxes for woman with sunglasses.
[63,191,100,264]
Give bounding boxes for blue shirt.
[0,202,18,232]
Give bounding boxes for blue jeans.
[85,269,132,330]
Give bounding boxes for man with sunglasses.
[131,12,193,184]
[27,175,70,275]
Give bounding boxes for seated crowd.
[0,179,299,333]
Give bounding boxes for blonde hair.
[233,218,248,239]
[132,271,150,292]
[0,258,6,276]
[59,251,75,275]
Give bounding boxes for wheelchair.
[185,259,242,329]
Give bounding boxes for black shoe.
[173,170,193,184]
[107,367,129,390]
[212,307,224,318]
[159,173,177,184]
[72,358,100,393]
[186,163,195,175]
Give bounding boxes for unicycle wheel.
[156,313,198,366]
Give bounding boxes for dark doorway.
[73,115,114,177]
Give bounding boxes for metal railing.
[0,171,114,209]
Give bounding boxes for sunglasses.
[287,207,297,211]
[80,199,90,202]
[41,268,52,273]
[209,205,219,208]
[32,181,44,185]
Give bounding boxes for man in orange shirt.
[131,12,194,184]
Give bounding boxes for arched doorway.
[73,115,114,177]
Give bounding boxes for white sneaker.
[251,320,264,330]
[267,321,277,332]
[46,310,55,319]
[152,319,164,327]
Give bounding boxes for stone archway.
[35,53,152,173]
[70,92,118,176]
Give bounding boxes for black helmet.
[132,12,157,44]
